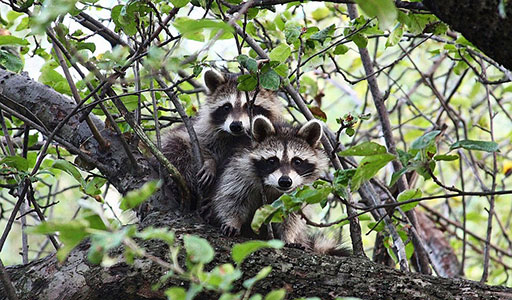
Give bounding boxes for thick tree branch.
[1,212,512,300]
[423,0,512,71]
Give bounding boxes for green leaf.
[312,7,330,21]
[184,235,215,264]
[232,240,284,265]
[243,266,272,288]
[173,17,233,37]
[284,23,301,44]
[350,33,368,48]
[396,188,422,212]
[269,44,291,63]
[389,167,407,187]
[385,25,403,47]
[309,24,335,43]
[411,130,440,150]
[237,74,258,91]
[251,204,281,233]
[449,140,499,153]
[0,36,29,46]
[84,176,107,196]
[28,220,90,262]
[0,50,23,73]
[260,70,280,91]
[434,154,459,161]
[338,141,387,156]
[165,287,186,300]
[333,44,349,55]
[351,153,395,191]
[119,180,161,211]
[294,185,331,204]
[52,159,85,186]
[355,0,397,30]
[237,55,258,73]
[171,0,190,8]
[0,156,29,172]
[137,227,175,245]
[264,289,286,300]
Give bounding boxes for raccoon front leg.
[197,152,217,189]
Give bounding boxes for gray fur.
[161,71,283,203]
[211,118,333,250]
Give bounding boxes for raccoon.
[161,70,283,204]
[211,116,349,255]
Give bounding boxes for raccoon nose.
[278,176,292,188]
[230,121,244,133]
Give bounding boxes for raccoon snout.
[278,175,293,188]
[229,121,244,134]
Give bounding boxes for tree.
[1,0,512,299]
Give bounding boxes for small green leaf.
[260,69,280,91]
[284,24,301,44]
[1,156,29,172]
[264,289,286,300]
[351,153,395,191]
[338,141,387,156]
[396,188,422,212]
[269,44,291,63]
[0,50,23,73]
[165,287,186,300]
[137,227,175,245]
[389,167,407,187]
[243,266,272,289]
[450,140,499,153]
[84,176,107,196]
[355,0,397,30]
[333,44,349,55]
[411,130,440,150]
[237,74,258,91]
[119,180,161,211]
[171,0,190,8]
[251,204,281,233]
[52,159,85,186]
[434,154,459,161]
[237,54,258,73]
[232,240,284,265]
[184,235,215,264]
[309,24,335,43]
[294,186,331,204]
[345,127,355,136]
[28,220,90,262]
[350,33,368,48]
[385,24,403,47]
[0,36,29,46]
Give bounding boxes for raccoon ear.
[204,70,226,93]
[252,116,275,142]
[298,119,323,146]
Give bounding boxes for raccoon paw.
[285,243,307,251]
[221,224,241,237]
[199,201,214,222]
[197,163,215,188]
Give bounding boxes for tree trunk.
[423,0,512,71]
[1,212,512,300]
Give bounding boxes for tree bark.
[0,69,180,213]
[423,0,512,71]
[1,212,512,300]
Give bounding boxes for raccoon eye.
[222,103,232,111]
[267,157,279,165]
[292,157,303,166]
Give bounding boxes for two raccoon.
[162,70,348,255]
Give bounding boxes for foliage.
[0,0,511,294]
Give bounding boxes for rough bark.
[2,212,512,300]
[423,0,512,71]
[0,69,179,212]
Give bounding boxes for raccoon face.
[204,70,279,136]
[250,116,327,193]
